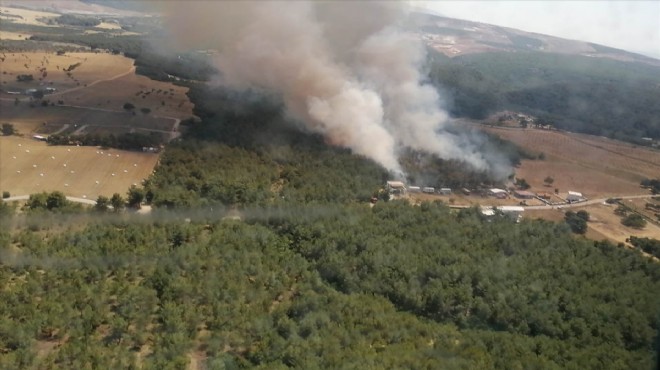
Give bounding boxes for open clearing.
[0,30,31,41]
[0,6,59,26]
[57,72,194,119]
[576,203,660,244]
[482,127,660,198]
[0,136,159,199]
[1,52,135,94]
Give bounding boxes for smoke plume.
[159,1,506,176]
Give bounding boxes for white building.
[481,206,524,222]
[567,191,583,202]
[386,181,406,194]
[488,188,508,199]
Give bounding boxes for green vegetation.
[429,51,660,143]
[641,178,660,194]
[2,17,659,368]
[16,74,34,82]
[21,191,82,214]
[0,201,658,369]
[621,213,647,229]
[53,14,101,28]
[629,236,660,259]
[47,132,163,151]
[564,210,588,234]
[2,123,15,136]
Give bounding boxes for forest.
[1,13,659,369]
[2,77,660,369]
[1,199,659,369]
[428,51,660,143]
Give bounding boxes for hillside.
[409,12,660,144]
[1,4,660,369]
[409,12,660,66]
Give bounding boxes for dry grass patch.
[0,30,31,40]
[483,127,660,198]
[0,6,59,26]
[1,52,135,94]
[1,136,159,199]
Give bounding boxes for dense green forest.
[2,12,660,369]
[1,201,659,369]
[2,78,659,369]
[429,51,660,143]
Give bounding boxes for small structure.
[488,188,508,199]
[481,206,525,223]
[513,190,535,199]
[462,188,471,195]
[408,186,421,193]
[566,191,583,202]
[32,135,47,141]
[422,187,435,194]
[439,188,452,195]
[386,181,406,195]
[538,192,552,200]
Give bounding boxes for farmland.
[481,126,660,198]
[0,52,135,95]
[0,135,159,199]
[0,49,193,198]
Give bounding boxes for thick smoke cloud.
[159,1,506,176]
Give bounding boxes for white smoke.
[159,1,501,175]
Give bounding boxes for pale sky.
[412,1,660,59]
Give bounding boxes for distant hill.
[408,12,660,67]
[409,12,660,143]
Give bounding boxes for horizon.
[412,0,660,60]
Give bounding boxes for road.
[0,65,137,102]
[3,195,97,205]
[523,194,657,210]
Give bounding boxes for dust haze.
[156,1,510,177]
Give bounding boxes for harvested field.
[0,30,31,40]
[57,72,194,119]
[482,127,660,198]
[0,52,134,95]
[1,101,176,134]
[576,203,660,245]
[0,136,159,199]
[0,6,59,26]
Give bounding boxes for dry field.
[0,6,59,27]
[0,51,191,135]
[1,100,176,134]
[57,72,194,119]
[1,52,135,93]
[576,203,660,245]
[482,127,660,198]
[0,136,159,199]
[0,30,31,41]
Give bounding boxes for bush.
[564,211,587,234]
[622,213,647,229]
[2,191,9,199]
[2,123,15,136]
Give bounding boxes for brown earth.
[1,52,135,94]
[482,127,660,198]
[1,135,159,199]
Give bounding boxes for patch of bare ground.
[481,127,660,198]
[0,135,159,199]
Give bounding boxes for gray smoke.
[159,1,505,176]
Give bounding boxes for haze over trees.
[1,6,659,369]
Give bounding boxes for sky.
[412,1,660,59]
